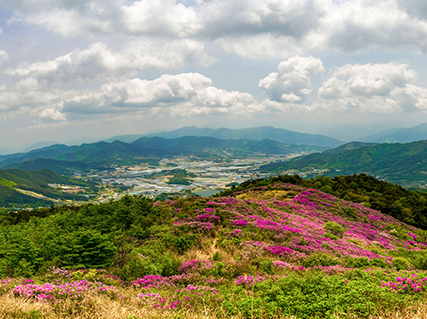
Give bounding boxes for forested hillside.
[0,168,92,209]
[260,140,427,187]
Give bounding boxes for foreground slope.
[1,183,427,318]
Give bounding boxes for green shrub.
[260,259,274,275]
[324,232,339,240]
[324,221,344,238]
[213,262,224,277]
[213,251,222,261]
[302,252,340,267]
[392,257,409,270]
[341,207,358,218]
[222,272,409,319]
[412,252,427,270]
[165,233,198,254]
[345,256,371,268]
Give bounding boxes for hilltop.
[1,181,427,318]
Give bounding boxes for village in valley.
[85,154,294,201]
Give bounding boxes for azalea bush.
[1,182,427,318]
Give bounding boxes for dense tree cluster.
[0,196,174,278]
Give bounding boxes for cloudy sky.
[2,0,427,148]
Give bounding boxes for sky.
[2,0,427,149]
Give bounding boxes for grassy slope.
[2,184,427,317]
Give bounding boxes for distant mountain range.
[0,136,328,175]
[104,126,343,147]
[260,140,427,187]
[315,121,413,142]
[360,123,427,143]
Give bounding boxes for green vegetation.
[1,180,427,318]
[167,176,191,185]
[0,136,326,175]
[157,169,196,185]
[260,140,427,187]
[219,173,427,229]
[0,168,95,209]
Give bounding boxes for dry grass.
[0,292,238,319]
[236,190,292,201]
[3,291,427,319]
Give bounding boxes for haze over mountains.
[104,126,342,147]
[4,122,427,156]
[102,122,427,146]
[0,135,328,175]
[360,123,427,143]
[316,122,427,144]
[2,123,427,188]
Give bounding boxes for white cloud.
[4,0,123,37]
[397,0,427,20]
[310,0,427,52]
[122,0,202,37]
[63,73,258,116]
[315,62,418,113]
[196,0,322,39]
[392,84,427,112]
[6,0,427,54]
[0,72,260,121]
[216,34,302,59]
[5,40,213,83]
[258,56,324,102]
[4,0,322,39]
[0,50,9,65]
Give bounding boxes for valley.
[96,154,291,201]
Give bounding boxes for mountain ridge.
[0,136,327,174]
[361,123,427,143]
[103,125,343,147]
[260,140,427,187]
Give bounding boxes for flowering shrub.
[236,274,288,287]
[136,284,221,310]
[3,182,427,318]
[178,259,214,274]
[12,280,117,302]
[194,212,220,222]
[381,275,427,293]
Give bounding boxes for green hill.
[0,168,91,208]
[220,173,427,229]
[362,123,427,143]
[260,140,427,187]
